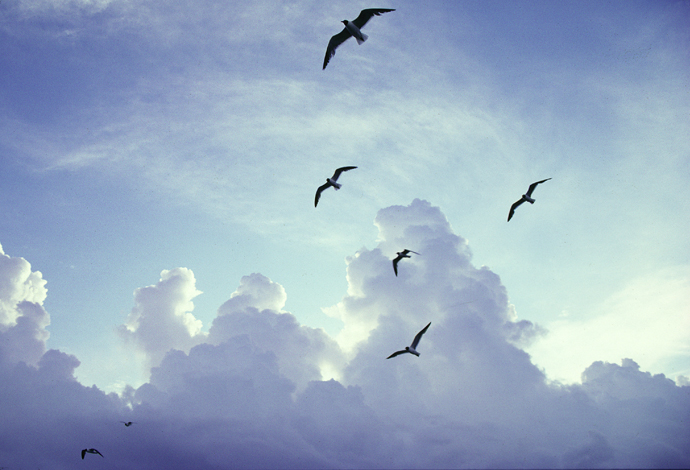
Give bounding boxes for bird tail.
[333,182,342,190]
[355,33,368,45]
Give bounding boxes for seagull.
[81,449,104,459]
[323,8,395,69]
[314,166,357,207]
[120,421,135,427]
[387,322,431,359]
[392,249,419,276]
[507,178,552,221]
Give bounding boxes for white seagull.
[507,178,552,221]
[387,322,431,359]
[81,448,104,459]
[323,8,395,69]
[392,249,419,276]
[314,166,357,207]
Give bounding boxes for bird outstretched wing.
[331,166,357,181]
[323,29,353,69]
[351,8,396,29]
[392,258,400,276]
[507,199,525,221]
[386,349,407,359]
[81,449,86,460]
[410,322,431,349]
[314,182,332,207]
[525,178,551,197]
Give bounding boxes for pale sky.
[1,0,689,468]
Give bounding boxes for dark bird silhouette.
[315,166,357,207]
[387,322,431,359]
[323,8,395,69]
[392,249,419,276]
[120,421,135,427]
[81,449,103,459]
[507,178,551,221]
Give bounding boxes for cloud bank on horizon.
[1,200,688,469]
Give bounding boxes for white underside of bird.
[345,21,368,44]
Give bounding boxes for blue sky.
[1,0,689,468]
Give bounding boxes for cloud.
[326,199,536,360]
[562,431,615,469]
[0,243,50,365]
[118,267,205,367]
[527,266,690,383]
[2,200,690,468]
[216,272,288,313]
[577,359,690,468]
[208,273,345,389]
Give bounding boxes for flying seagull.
[323,8,395,69]
[81,449,104,459]
[314,166,357,207]
[387,322,431,359]
[392,249,419,276]
[507,178,552,221]
[120,421,135,427]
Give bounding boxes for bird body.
[392,249,419,276]
[344,20,368,44]
[507,178,551,221]
[326,177,342,190]
[387,322,431,359]
[314,166,357,207]
[323,8,395,69]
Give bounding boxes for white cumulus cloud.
[0,242,50,365]
[118,267,205,367]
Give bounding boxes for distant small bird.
[387,322,431,359]
[323,8,395,69]
[507,178,552,221]
[392,249,419,276]
[81,449,103,459]
[120,421,135,427]
[315,166,357,207]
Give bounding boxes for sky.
[0,0,689,468]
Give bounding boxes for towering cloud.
[0,243,50,365]
[118,267,206,366]
[208,273,345,390]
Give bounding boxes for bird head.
[341,20,349,25]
